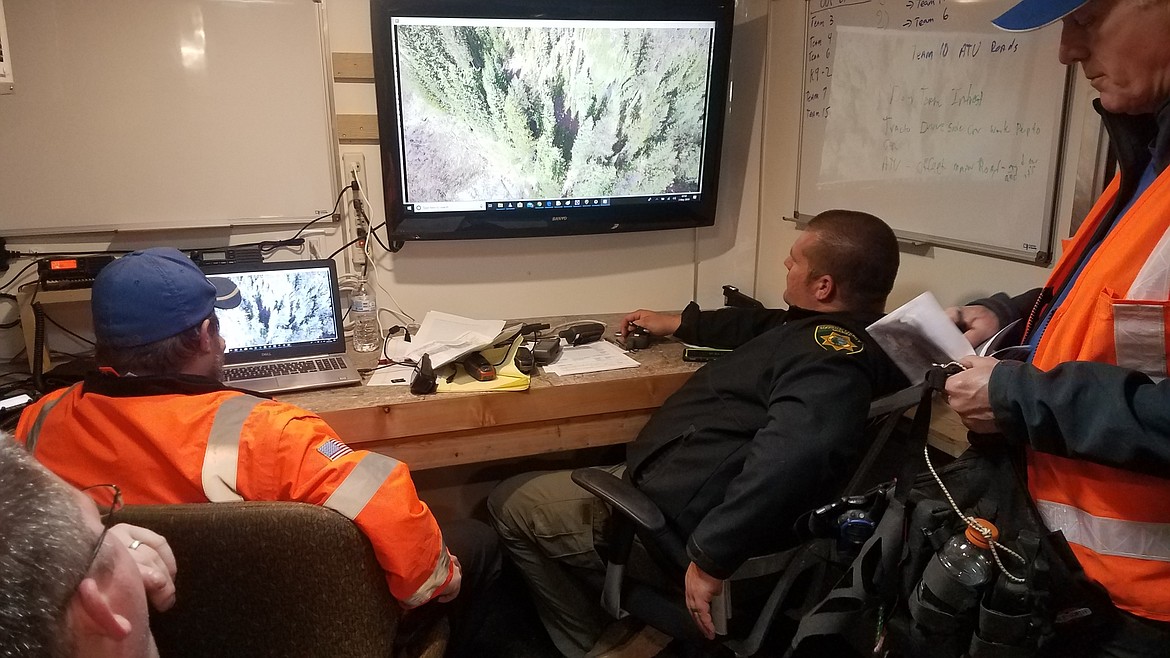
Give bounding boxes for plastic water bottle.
[350,279,380,352]
[915,519,999,615]
[936,520,998,588]
[908,519,1000,656]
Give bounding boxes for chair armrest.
[571,467,667,534]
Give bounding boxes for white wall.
[0,0,770,361]
[0,0,1103,363]
[327,0,771,322]
[756,0,1100,311]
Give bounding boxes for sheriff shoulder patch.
[814,325,864,354]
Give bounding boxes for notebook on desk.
[200,259,361,394]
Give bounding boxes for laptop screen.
[200,259,347,365]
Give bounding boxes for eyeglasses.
[80,484,123,570]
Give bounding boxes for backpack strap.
[788,368,953,654]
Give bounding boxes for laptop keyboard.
[222,357,349,382]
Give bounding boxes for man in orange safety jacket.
[944,0,1170,653]
[15,248,500,657]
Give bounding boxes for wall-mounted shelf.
[332,53,379,143]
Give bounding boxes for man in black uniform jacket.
[488,210,908,657]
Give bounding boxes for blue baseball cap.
[992,0,1090,31]
[93,247,241,348]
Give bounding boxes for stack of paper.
[543,339,640,376]
[384,311,507,368]
[866,292,974,384]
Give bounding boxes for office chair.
[571,385,924,657]
[119,501,446,658]
[722,285,766,309]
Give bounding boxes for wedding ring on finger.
[129,540,142,550]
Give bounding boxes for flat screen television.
[370,0,735,242]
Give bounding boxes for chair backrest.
[118,501,399,658]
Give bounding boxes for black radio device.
[558,321,605,346]
[37,255,116,290]
[189,246,263,266]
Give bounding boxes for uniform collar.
[1098,98,1170,178]
[785,305,883,326]
[83,369,270,399]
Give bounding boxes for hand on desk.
[621,310,681,337]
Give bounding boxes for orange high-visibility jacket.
[16,375,453,608]
[1028,166,1170,622]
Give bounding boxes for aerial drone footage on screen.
[371,0,735,241]
[394,21,714,207]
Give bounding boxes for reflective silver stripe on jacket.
[321,452,451,606]
[1038,500,1170,562]
[1116,221,1170,381]
[23,383,82,454]
[200,395,263,502]
[1113,303,1168,381]
[404,543,452,608]
[322,452,400,519]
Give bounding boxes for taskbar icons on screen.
[484,193,699,211]
[489,197,609,210]
[405,193,700,214]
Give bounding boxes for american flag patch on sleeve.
[316,439,353,461]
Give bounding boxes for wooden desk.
[279,315,971,471]
[282,331,701,472]
[924,396,971,458]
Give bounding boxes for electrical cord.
[546,319,608,341]
[0,260,40,294]
[32,303,45,393]
[354,187,393,255]
[345,178,414,325]
[293,184,353,241]
[40,310,96,346]
[356,328,418,376]
[326,237,362,262]
[367,220,393,254]
[0,293,18,329]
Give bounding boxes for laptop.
[200,259,361,394]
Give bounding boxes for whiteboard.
[797,0,1069,263]
[0,0,338,237]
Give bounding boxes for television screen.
[371,0,734,242]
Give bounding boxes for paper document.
[383,311,507,368]
[543,339,640,376]
[867,292,975,383]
